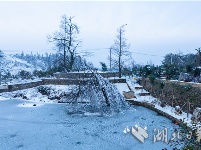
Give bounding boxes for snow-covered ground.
[0,98,178,150]
[4,54,42,75]
[0,85,76,103]
[114,83,130,95]
[2,78,43,86]
[0,78,190,150]
[126,78,193,126]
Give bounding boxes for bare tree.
[72,55,86,72]
[48,15,81,72]
[110,24,130,78]
[62,67,129,115]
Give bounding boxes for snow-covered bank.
[126,78,193,126]
[0,85,75,103]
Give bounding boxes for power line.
[78,48,110,52]
[0,48,111,53]
[131,52,164,57]
[1,48,165,58]
[79,48,165,58]
[1,49,55,54]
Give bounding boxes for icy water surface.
[0,99,178,150]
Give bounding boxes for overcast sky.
[0,1,201,67]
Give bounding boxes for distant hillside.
[5,54,42,75]
[0,51,93,83]
[13,52,56,71]
[0,51,43,80]
[13,52,89,73]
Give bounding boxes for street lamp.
[120,24,127,29]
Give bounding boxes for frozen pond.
[0,99,178,150]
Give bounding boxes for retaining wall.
[53,72,119,79]
[126,100,180,123]
[42,79,88,85]
[0,78,126,93]
[139,78,201,113]
[0,81,43,93]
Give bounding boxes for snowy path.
[0,98,178,150]
[114,83,130,95]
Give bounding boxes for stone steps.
[139,92,150,96]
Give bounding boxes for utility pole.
[119,27,122,78]
[110,48,112,72]
[0,66,1,85]
[0,51,3,85]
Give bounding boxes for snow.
[126,78,193,126]
[108,76,126,79]
[5,79,42,85]
[0,96,8,101]
[0,77,196,149]
[0,85,76,103]
[5,54,41,75]
[0,98,178,150]
[16,102,44,108]
[114,83,130,95]
[1,53,42,78]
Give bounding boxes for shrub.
[37,86,52,95]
